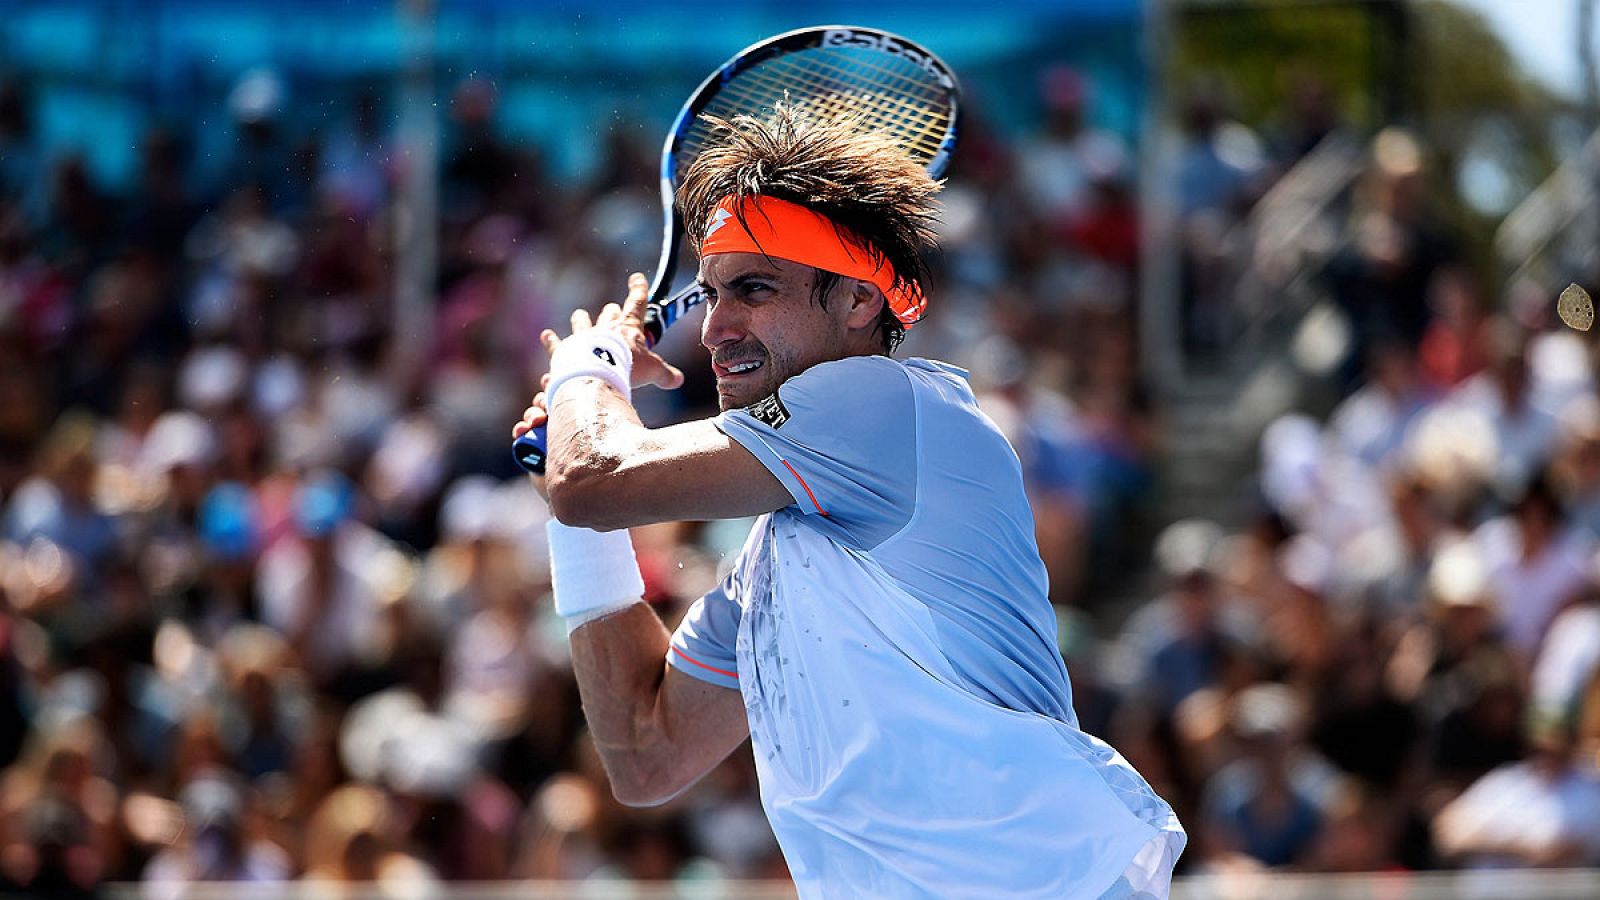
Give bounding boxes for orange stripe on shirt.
[781,459,829,517]
[672,647,738,680]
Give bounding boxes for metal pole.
[1139,0,1182,390]
[1582,0,1598,133]
[1579,0,1600,279]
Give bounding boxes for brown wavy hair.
[676,103,942,352]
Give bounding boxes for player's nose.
[701,297,745,349]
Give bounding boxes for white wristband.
[546,330,633,404]
[546,519,645,633]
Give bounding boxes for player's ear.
[844,279,885,331]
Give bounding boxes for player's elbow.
[606,764,691,808]
[547,482,631,532]
[610,778,675,808]
[545,475,601,529]
[546,452,628,531]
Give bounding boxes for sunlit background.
[2,1,1600,897]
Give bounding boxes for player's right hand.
[513,392,550,499]
[539,273,685,392]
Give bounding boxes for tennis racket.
[514,25,961,475]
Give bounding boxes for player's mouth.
[712,358,765,379]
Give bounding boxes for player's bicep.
[552,419,794,530]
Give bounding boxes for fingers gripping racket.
[514,25,961,474]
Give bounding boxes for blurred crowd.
[2,45,1597,897]
[1098,91,1600,874]
[0,63,1154,896]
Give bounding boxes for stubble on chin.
[716,384,753,412]
[716,373,779,412]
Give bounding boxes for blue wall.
[0,0,1145,188]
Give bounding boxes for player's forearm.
[545,379,648,528]
[568,605,694,805]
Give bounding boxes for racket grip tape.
[512,424,548,476]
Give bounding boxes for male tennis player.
[512,108,1185,899]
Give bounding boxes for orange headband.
[698,195,927,328]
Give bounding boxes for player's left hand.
[538,272,685,391]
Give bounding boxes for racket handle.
[512,424,548,476]
[641,305,665,346]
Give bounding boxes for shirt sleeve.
[667,571,742,690]
[714,356,917,549]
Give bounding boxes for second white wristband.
[547,519,646,632]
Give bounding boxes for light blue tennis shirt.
[669,356,1185,899]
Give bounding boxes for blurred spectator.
[1388,540,1527,791]
[141,769,291,892]
[1016,67,1129,226]
[220,69,291,208]
[1448,321,1562,494]
[1309,619,1418,792]
[1201,683,1333,869]
[1175,75,1264,353]
[1341,469,1448,619]
[1549,398,1600,538]
[1269,73,1347,167]
[1,793,104,898]
[256,471,400,683]
[1121,520,1257,717]
[1416,267,1492,390]
[1175,77,1263,220]
[320,90,391,221]
[1531,598,1600,728]
[1325,129,1459,376]
[125,128,200,262]
[7,413,118,581]
[41,155,116,269]
[1471,474,1591,659]
[1433,715,1600,868]
[1328,340,1437,469]
[1303,783,1399,873]
[301,783,435,886]
[443,78,521,219]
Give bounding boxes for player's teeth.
[728,361,762,373]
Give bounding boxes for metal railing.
[1494,128,1600,292]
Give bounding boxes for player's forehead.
[697,252,810,286]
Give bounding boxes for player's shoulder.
[790,353,905,382]
[784,355,968,396]
[901,357,973,390]
[764,355,977,437]
[777,354,910,406]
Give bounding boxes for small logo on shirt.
[592,346,617,366]
[745,392,791,429]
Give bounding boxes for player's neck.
[840,331,888,360]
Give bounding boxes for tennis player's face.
[699,253,851,410]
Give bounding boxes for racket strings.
[676,47,954,179]
[685,79,947,170]
[728,53,949,149]
[687,55,948,138]
[695,81,946,157]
